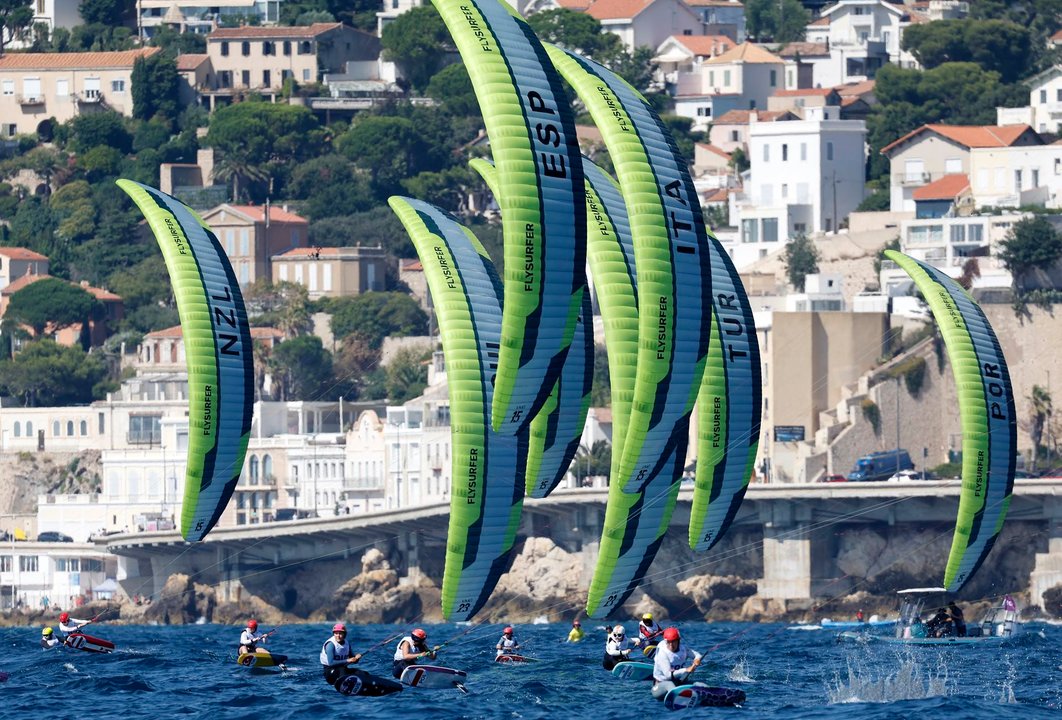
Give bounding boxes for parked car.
[823,474,848,483]
[37,531,73,542]
[887,469,921,482]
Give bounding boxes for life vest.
[321,637,352,666]
[393,636,424,661]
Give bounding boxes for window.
[263,70,271,86]
[20,556,38,572]
[302,69,311,81]
[26,421,32,436]
[763,144,769,162]
[949,224,966,243]
[56,79,69,97]
[0,556,9,572]
[66,420,74,436]
[794,223,806,234]
[1042,90,1048,103]
[800,143,807,161]
[283,41,291,56]
[781,183,788,198]
[0,80,12,95]
[13,422,19,438]
[241,70,250,87]
[1057,88,1062,102]
[56,558,80,572]
[110,80,125,93]
[827,142,834,161]
[22,77,41,99]
[1033,169,1040,187]
[263,41,274,56]
[52,421,59,437]
[80,420,87,436]
[241,41,250,56]
[129,415,161,444]
[968,224,984,243]
[0,123,15,138]
[723,70,731,86]
[36,0,43,11]
[221,41,229,57]
[762,218,778,242]
[98,412,105,434]
[770,70,777,87]
[239,228,249,255]
[945,158,962,174]
[741,218,759,243]
[709,71,715,87]
[782,144,788,161]
[298,41,312,54]
[730,130,738,142]
[83,559,103,572]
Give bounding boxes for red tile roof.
[912,174,969,201]
[250,327,284,339]
[0,47,160,70]
[773,87,836,97]
[1052,29,1062,42]
[696,142,731,160]
[175,54,208,71]
[809,17,829,26]
[401,259,423,272]
[714,109,795,124]
[144,325,183,339]
[705,42,783,65]
[225,205,308,224]
[587,0,652,20]
[835,79,876,97]
[0,247,48,261]
[684,0,744,5]
[881,124,1038,155]
[671,35,736,56]
[556,0,594,8]
[703,187,730,203]
[208,22,342,40]
[1,274,120,301]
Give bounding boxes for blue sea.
[0,621,1058,718]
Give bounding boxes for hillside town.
[0,0,1061,618]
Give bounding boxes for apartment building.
[804,0,918,86]
[0,274,123,348]
[997,65,1062,135]
[137,0,281,39]
[199,203,309,286]
[0,247,48,290]
[199,23,380,108]
[0,48,161,137]
[586,0,702,54]
[880,123,1042,213]
[682,0,746,41]
[272,246,388,300]
[6,0,81,51]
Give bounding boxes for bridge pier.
[218,546,243,603]
[1030,504,1062,608]
[755,502,853,608]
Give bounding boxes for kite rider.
[392,628,436,679]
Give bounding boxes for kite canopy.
[117,179,253,542]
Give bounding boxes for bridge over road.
[100,479,1062,611]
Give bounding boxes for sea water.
[0,621,1057,719]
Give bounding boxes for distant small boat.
[838,588,1021,646]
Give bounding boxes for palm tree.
[212,151,269,202]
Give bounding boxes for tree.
[78,0,126,25]
[328,292,428,347]
[526,9,623,59]
[268,335,333,401]
[1026,385,1053,471]
[336,116,425,199]
[288,154,373,220]
[380,5,452,92]
[902,19,1034,83]
[425,63,477,117]
[309,207,412,256]
[4,277,103,341]
[0,0,33,55]
[332,333,382,400]
[589,343,609,406]
[67,111,132,154]
[385,346,429,402]
[148,23,206,54]
[243,280,313,338]
[49,179,97,244]
[0,339,109,405]
[131,52,179,120]
[998,216,1062,294]
[745,0,810,42]
[783,233,819,292]
[7,197,60,270]
[572,440,612,483]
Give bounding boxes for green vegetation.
[860,399,881,436]
[885,355,928,399]
[783,233,819,292]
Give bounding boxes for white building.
[6,0,81,50]
[804,0,918,87]
[683,0,746,42]
[731,106,866,268]
[137,0,281,39]
[0,542,114,611]
[996,66,1062,134]
[586,0,702,54]
[969,143,1062,210]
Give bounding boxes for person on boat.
[567,619,585,643]
[947,601,966,637]
[639,613,662,642]
[320,623,364,685]
[238,619,269,656]
[1003,594,1017,613]
[392,628,435,679]
[40,627,60,649]
[496,626,520,657]
[603,625,640,671]
[651,627,701,700]
[57,612,92,640]
[925,607,952,638]
[855,609,865,623]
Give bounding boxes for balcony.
[76,89,102,104]
[344,476,385,491]
[894,172,932,187]
[16,95,44,106]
